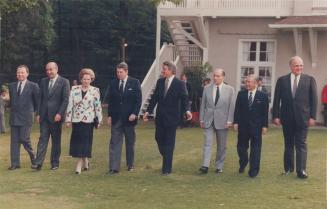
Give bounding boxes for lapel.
[252,90,259,108]
[208,84,215,106]
[294,74,304,99]
[164,77,175,99]
[123,77,131,95]
[286,73,294,99]
[81,86,92,106]
[20,80,29,96]
[13,82,19,99]
[45,78,50,98]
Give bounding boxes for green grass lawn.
[0,121,325,209]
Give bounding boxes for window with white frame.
[238,40,276,103]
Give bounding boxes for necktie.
[119,80,124,94]
[248,91,253,109]
[49,79,54,91]
[164,78,169,97]
[214,86,220,105]
[292,75,298,98]
[17,82,22,95]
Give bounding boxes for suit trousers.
[34,119,62,167]
[109,119,136,171]
[202,125,228,169]
[237,128,262,175]
[0,111,6,133]
[10,125,35,166]
[282,122,308,173]
[155,121,177,174]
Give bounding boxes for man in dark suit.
[180,73,192,128]
[272,56,317,179]
[234,75,269,178]
[8,65,39,170]
[143,61,192,175]
[31,62,70,170]
[106,62,142,174]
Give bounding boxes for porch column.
[292,28,303,57]
[308,28,318,68]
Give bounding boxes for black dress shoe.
[215,168,223,174]
[297,171,308,179]
[127,165,134,171]
[248,170,258,178]
[108,170,119,175]
[239,167,245,173]
[161,172,171,176]
[284,169,294,175]
[199,166,208,174]
[8,165,21,170]
[31,164,42,170]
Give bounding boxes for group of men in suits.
[8,62,70,171]
[197,55,316,179]
[6,56,317,179]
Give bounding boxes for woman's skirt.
[69,122,94,158]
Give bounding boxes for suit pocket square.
[128,88,133,90]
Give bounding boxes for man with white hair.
[272,56,317,179]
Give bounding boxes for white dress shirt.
[17,79,27,94]
[290,73,301,90]
[212,83,223,104]
[248,88,257,103]
[119,75,128,91]
[49,75,59,88]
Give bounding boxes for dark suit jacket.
[234,90,269,133]
[107,76,142,126]
[272,73,317,127]
[8,80,39,126]
[38,76,70,123]
[147,77,190,127]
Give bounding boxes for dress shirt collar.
[248,88,257,97]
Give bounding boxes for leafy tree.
[0,0,55,79]
[0,0,38,14]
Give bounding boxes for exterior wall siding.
[207,17,327,122]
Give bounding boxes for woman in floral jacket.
[66,68,103,174]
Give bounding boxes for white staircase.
[165,18,206,67]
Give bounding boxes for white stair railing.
[140,43,178,115]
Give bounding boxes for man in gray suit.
[32,62,70,170]
[8,65,39,170]
[199,69,235,174]
[272,56,317,179]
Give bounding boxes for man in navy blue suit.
[143,61,192,175]
[233,75,269,178]
[106,62,142,174]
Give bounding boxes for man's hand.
[273,118,281,126]
[129,114,137,121]
[54,114,62,122]
[308,118,315,127]
[66,122,71,128]
[185,111,192,121]
[143,112,149,122]
[200,121,204,129]
[262,127,268,135]
[36,115,40,124]
[107,117,112,127]
[233,124,238,132]
[225,122,233,129]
